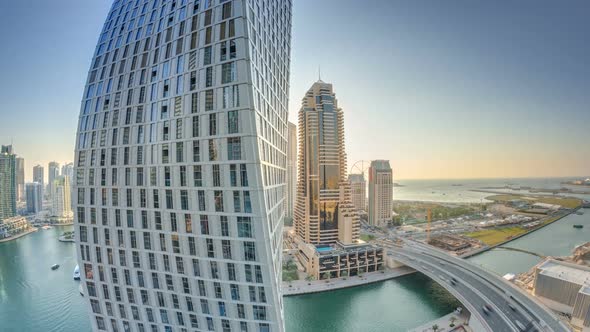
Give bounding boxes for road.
[386,240,570,332]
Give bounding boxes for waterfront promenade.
[282,266,416,296]
[0,227,37,243]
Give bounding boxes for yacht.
[73,265,80,280]
[51,264,59,270]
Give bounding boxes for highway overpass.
[386,240,570,332]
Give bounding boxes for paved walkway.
[282,266,416,296]
[410,311,471,332]
[0,227,38,243]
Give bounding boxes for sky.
[1,0,589,181]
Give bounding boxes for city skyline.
[2,1,589,181]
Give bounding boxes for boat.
[79,284,84,297]
[51,264,60,270]
[73,265,80,280]
[573,225,583,229]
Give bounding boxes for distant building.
[368,160,393,227]
[294,80,359,245]
[16,157,25,202]
[47,161,59,201]
[348,173,366,213]
[61,162,74,210]
[0,216,31,240]
[0,145,17,222]
[26,182,43,214]
[286,122,297,219]
[533,259,590,331]
[33,164,44,199]
[51,176,72,220]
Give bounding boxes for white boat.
[73,265,80,280]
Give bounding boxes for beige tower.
[368,160,393,227]
[294,80,359,245]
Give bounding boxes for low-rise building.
[533,259,590,331]
[290,231,384,280]
[0,216,31,240]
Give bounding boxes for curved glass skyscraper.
[74,1,292,331]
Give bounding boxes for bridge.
[496,247,547,259]
[385,239,570,332]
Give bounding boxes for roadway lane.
[394,248,537,331]
[391,250,518,331]
[409,243,569,332]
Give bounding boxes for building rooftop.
[537,259,590,286]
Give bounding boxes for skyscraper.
[26,182,43,214]
[74,1,292,331]
[16,157,25,202]
[33,164,45,200]
[294,81,359,245]
[51,176,72,219]
[0,145,17,222]
[48,162,60,201]
[285,122,297,219]
[348,173,366,213]
[368,160,393,227]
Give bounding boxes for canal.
[0,209,587,332]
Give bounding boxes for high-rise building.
[0,145,17,222]
[16,157,25,202]
[348,173,366,213]
[368,160,393,227]
[26,182,43,214]
[61,162,75,210]
[74,1,292,331]
[33,164,45,199]
[294,80,359,245]
[48,161,60,201]
[285,122,297,219]
[51,176,72,219]
[61,162,74,180]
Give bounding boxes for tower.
[74,1,292,331]
[348,173,366,213]
[294,81,360,245]
[286,122,297,219]
[16,157,25,202]
[0,145,17,221]
[26,182,43,214]
[47,161,60,201]
[33,164,45,200]
[368,160,393,227]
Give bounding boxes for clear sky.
[1,0,589,181]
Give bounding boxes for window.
[208,139,218,161]
[221,62,236,84]
[214,191,224,212]
[209,113,217,135]
[193,165,202,186]
[227,110,238,133]
[227,137,241,160]
[212,164,220,186]
[200,215,209,235]
[237,217,252,238]
[205,89,214,111]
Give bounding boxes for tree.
[432,324,439,332]
[322,272,331,280]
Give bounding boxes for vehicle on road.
[514,320,526,331]
[508,303,516,311]
[482,306,490,315]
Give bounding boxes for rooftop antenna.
[318,65,322,81]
